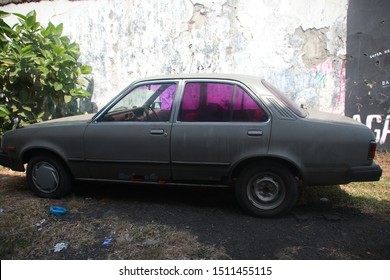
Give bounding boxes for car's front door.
[83,81,178,182]
[171,81,271,183]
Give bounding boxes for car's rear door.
[83,81,178,182]
[170,80,271,183]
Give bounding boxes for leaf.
[26,10,36,18]
[12,12,27,20]
[39,48,53,60]
[22,105,32,112]
[53,23,63,36]
[0,11,9,20]
[73,88,91,98]
[37,111,45,119]
[21,45,33,54]
[54,82,63,91]
[32,21,40,31]
[50,44,65,55]
[25,11,37,29]
[9,67,20,77]
[0,58,15,66]
[0,24,14,37]
[40,22,54,37]
[64,95,72,103]
[81,65,92,74]
[68,42,79,51]
[0,105,10,117]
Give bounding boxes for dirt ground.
[1,152,389,260]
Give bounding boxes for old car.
[0,74,383,216]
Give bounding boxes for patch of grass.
[0,169,229,259]
[101,218,229,260]
[298,180,389,220]
[340,179,390,217]
[298,152,390,220]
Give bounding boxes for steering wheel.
[143,106,160,121]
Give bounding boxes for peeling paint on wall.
[295,26,330,68]
[1,0,348,113]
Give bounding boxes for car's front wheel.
[235,163,298,217]
[26,153,72,198]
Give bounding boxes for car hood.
[26,114,94,128]
[306,110,365,127]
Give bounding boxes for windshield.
[261,79,307,118]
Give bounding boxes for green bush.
[0,10,92,135]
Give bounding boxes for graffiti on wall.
[346,0,390,149]
[311,58,333,86]
[353,114,390,145]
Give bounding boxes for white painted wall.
[1,0,348,112]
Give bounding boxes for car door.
[171,80,271,183]
[83,81,178,182]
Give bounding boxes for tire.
[235,163,298,217]
[26,153,72,198]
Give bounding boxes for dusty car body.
[0,74,382,216]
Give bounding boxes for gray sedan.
[0,74,382,216]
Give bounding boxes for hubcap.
[32,162,60,193]
[247,174,286,210]
[253,177,279,202]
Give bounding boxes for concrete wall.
[1,0,348,112]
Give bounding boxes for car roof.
[133,73,263,86]
[131,73,274,98]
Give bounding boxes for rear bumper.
[303,163,383,185]
[349,163,383,182]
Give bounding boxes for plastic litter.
[0,208,4,213]
[50,206,67,216]
[54,242,68,252]
[320,197,329,203]
[35,219,46,230]
[102,238,112,246]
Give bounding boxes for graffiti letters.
[369,48,390,59]
[353,114,390,145]
[382,80,390,88]
[311,59,333,86]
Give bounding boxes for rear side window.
[178,82,268,122]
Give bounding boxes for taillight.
[368,141,377,160]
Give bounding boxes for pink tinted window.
[232,86,268,122]
[206,83,233,110]
[150,84,176,110]
[180,83,201,110]
[179,82,267,122]
[159,84,176,110]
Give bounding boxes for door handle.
[150,129,165,135]
[247,130,263,136]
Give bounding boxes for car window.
[102,83,177,122]
[178,82,268,122]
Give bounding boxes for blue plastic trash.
[50,206,67,216]
[102,238,112,246]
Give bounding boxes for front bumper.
[0,151,13,169]
[349,163,383,182]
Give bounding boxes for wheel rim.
[246,173,286,210]
[31,161,60,194]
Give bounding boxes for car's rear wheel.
[26,153,72,198]
[235,163,298,217]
